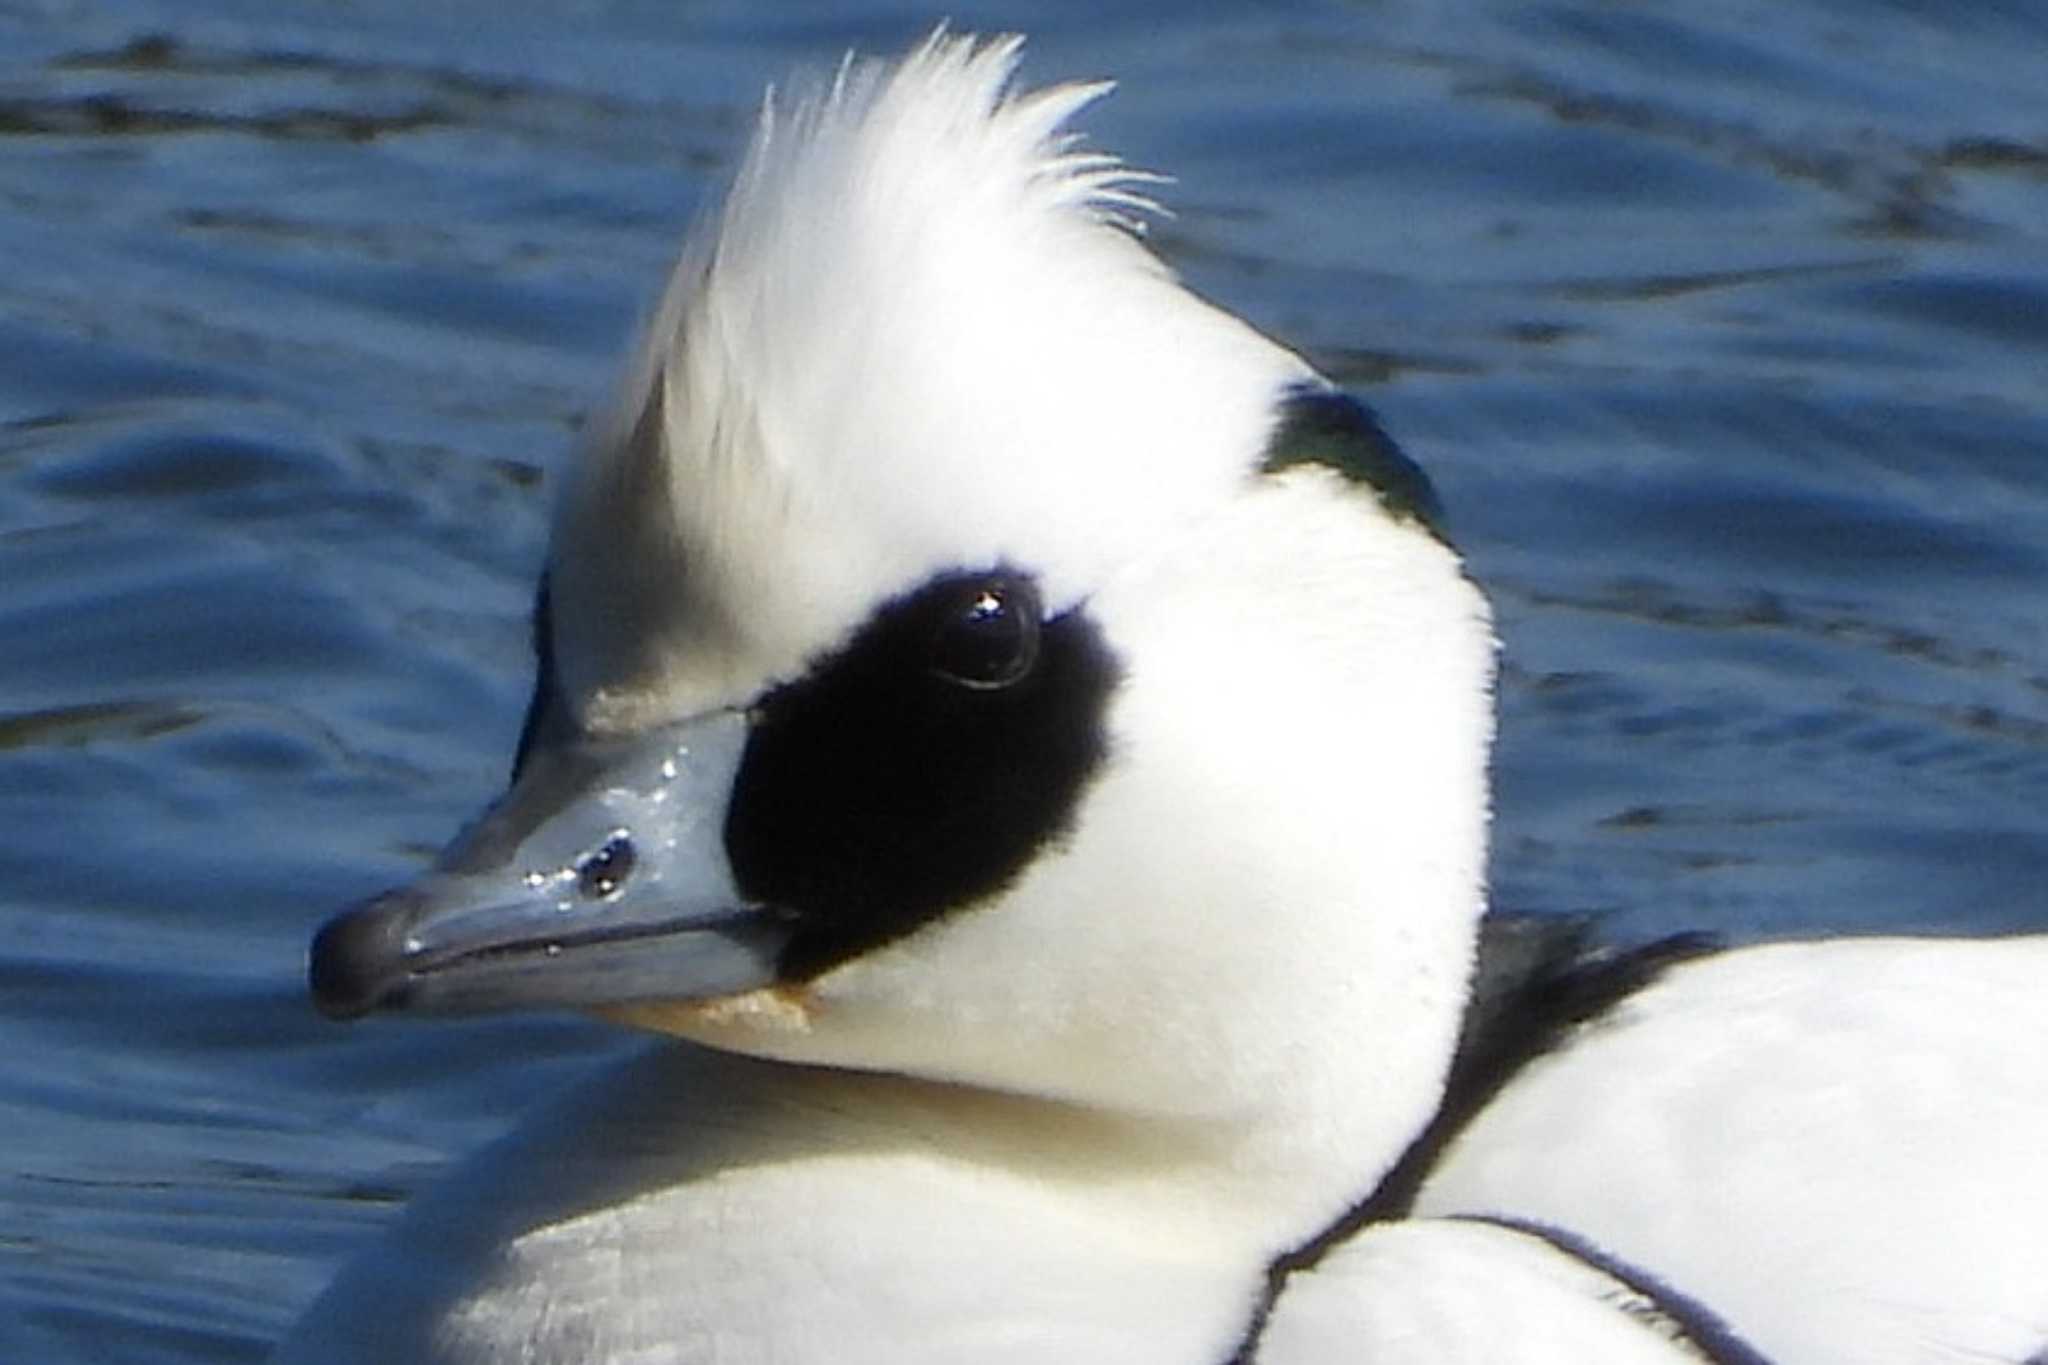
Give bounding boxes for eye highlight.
[575,832,636,900]
[929,576,1041,690]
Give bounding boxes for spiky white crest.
[550,31,1317,731]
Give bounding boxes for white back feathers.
[551,33,1317,732]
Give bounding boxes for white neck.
[352,1040,1449,1364]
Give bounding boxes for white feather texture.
[1417,936,2048,1364]
[550,32,1318,733]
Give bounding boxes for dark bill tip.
[308,892,416,1021]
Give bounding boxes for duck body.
[279,31,2048,1365]
[273,1006,1726,1365]
[1416,935,2048,1363]
[277,1048,1734,1365]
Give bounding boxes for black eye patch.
[724,565,1120,981]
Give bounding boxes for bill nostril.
[575,833,637,900]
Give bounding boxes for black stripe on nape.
[1258,385,1445,538]
[1222,921,1720,1363]
[724,565,1121,983]
[1453,1215,1776,1365]
[510,571,566,782]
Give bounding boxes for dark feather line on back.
[1453,1214,1776,1365]
[1380,919,1721,1218]
[1222,917,1720,1363]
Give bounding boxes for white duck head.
[310,31,1495,1238]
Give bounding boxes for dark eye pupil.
[930,579,1039,690]
[576,833,636,899]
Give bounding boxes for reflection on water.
[2,2,2044,1358]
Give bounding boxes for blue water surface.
[3,1,2045,1358]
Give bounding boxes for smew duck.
[277,32,2048,1365]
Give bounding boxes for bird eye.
[575,832,636,899]
[929,577,1041,690]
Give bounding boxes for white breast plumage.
[276,30,2048,1365]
